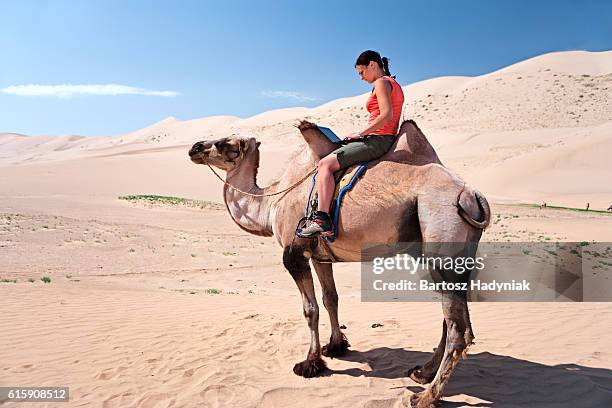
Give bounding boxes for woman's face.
[355,61,377,83]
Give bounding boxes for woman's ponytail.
[381,57,392,77]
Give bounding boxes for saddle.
[295,163,367,243]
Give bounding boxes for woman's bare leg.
[316,154,341,213]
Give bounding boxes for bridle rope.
[206,164,317,198]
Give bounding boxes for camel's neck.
[223,150,275,237]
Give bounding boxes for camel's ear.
[238,138,259,154]
[239,139,248,152]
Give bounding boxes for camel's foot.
[406,390,437,408]
[321,334,350,358]
[293,356,327,378]
[407,365,435,385]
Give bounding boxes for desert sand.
[1,50,612,407]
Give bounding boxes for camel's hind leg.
[408,196,481,407]
[409,290,473,408]
[407,319,447,384]
[283,245,326,378]
[312,260,350,358]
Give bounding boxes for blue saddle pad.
[304,163,368,243]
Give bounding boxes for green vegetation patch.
[119,195,224,210]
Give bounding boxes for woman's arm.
[357,78,393,136]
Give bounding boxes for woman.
[298,50,405,238]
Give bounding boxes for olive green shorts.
[333,134,396,169]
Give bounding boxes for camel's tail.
[456,185,491,230]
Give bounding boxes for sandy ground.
[1,50,612,407]
[1,196,612,407]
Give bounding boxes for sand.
[1,50,612,407]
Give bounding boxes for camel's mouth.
[189,153,207,165]
[189,141,213,165]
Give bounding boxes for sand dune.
[496,50,612,76]
[1,50,611,209]
[4,50,611,146]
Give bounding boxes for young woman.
[298,50,405,237]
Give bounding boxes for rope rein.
[207,164,317,198]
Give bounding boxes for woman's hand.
[343,132,362,140]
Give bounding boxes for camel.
[188,120,491,408]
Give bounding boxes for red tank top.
[366,76,405,135]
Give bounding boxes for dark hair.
[355,50,392,77]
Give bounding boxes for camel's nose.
[189,141,211,157]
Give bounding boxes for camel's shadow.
[329,347,612,407]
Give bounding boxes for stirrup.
[294,216,315,238]
[295,213,333,238]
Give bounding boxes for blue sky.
[1,0,610,136]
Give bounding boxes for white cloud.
[0,84,180,98]
[261,90,318,102]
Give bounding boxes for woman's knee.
[318,155,340,172]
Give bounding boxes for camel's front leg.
[283,245,326,377]
[312,260,350,358]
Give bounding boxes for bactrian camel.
[188,120,491,408]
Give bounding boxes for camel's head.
[189,136,260,171]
